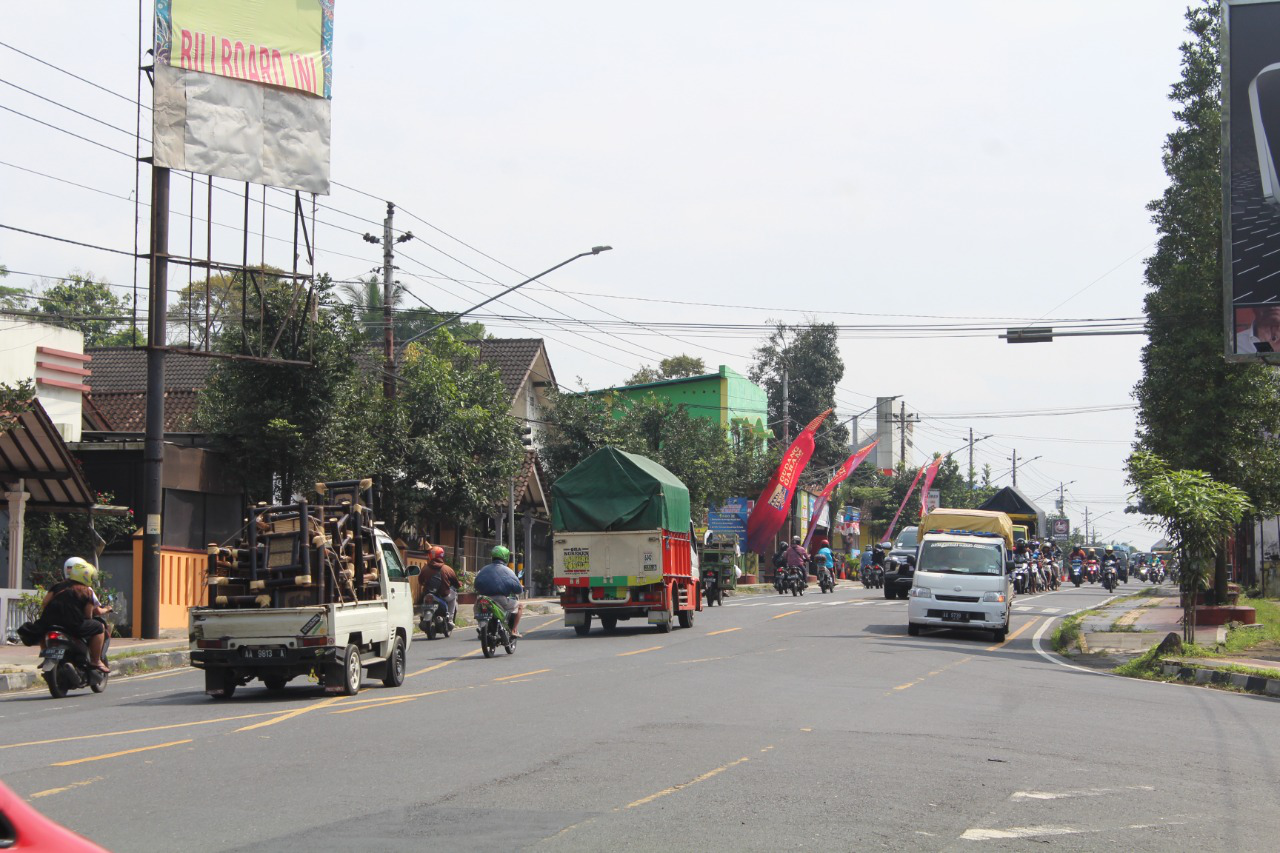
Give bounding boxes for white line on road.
[960,825,1083,841]
[1011,785,1154,801]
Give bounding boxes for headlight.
[982,592,1006,603]
[908,587,932,598]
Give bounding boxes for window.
[917,541,1003,575]
[381,543,407,581]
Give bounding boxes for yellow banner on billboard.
[157,0,333,99]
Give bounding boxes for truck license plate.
[244,648,282,659]
[941,611,969,622]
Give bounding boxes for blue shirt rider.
[474,545,524,636]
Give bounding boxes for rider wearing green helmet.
[474,545,524,636]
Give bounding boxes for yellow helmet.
[63,557,97,586]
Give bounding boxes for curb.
[0,649,190,695]
[1160,661,1280,697]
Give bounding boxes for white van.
[906,530,1013,642]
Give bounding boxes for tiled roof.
[88,390,200,432]
[465,339,550,400]
[85,347,214,392]
[498,450,549,512]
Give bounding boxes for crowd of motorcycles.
[771,563,837,596]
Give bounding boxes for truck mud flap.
[564,611,588,627]
[647,608,671,624]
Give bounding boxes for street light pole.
[400,246,613,347]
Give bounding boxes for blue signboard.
[708,497,750,539]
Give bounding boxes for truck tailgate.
[191,606,331,646]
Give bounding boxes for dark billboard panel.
[1224,0,1280,361]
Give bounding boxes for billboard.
[708,498,750,541]
[153,0,333,194]
[1050,517,1070,542]
[1223,0,1280,361]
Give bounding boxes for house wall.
[0,318,87,442]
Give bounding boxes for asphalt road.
[2,580,1279,852]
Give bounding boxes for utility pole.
[1084,506,1090,543]
[1011,449,1018,486]
[781,367,790,445]
[363,204,412,399]
[968,427,975,490]
[888,401,920,469]
[141,164,170,639]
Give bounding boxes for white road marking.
[1011,785,1153,801]
[961,825,1083,841]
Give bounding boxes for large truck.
[189,479,415,698]
[552,448,701,635]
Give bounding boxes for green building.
[587,365,771,446]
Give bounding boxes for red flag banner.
[882,463,927,544]
[746,409,833,555]
[918,456,943,519]
[802,441,878,550]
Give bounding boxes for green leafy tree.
[0,263,27,310]
[749,323,849,470]
[169,273,244,349]
[195,277,375,503]
[0,380,33,433]
[34,273,136,346]
[623,354,708,386]
[1133,0,1280,600]
[1128,450,1252,642]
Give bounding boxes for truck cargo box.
[551,447,690,533]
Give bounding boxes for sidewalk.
[1080,588,1222,656]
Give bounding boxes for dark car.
[883,526,919,600]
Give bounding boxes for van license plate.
[941,611,969,622]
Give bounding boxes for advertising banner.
[918,457,943,519]
[708,497,750,541]
[1051,517,1070,541]
[157,0,334,99]
[745,409,832,555]
[1223,0,1280,361]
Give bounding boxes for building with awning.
[1,399,98,642]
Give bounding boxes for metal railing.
[1,587,38,645]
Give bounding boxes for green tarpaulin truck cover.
[550,447,691,532]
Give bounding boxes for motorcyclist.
[814,538,835,584]
[417,546,459,626]
[474,545,523,637]
[1069,544,1086,562]
[35,558,112,673]
[785,536,809,585]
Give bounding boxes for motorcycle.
[1070,558,1084,588]
[418,596,453,640]
[39,619,110,699]
[861,565,883,589]
[1101,560,1118,592]
[474,595,517,658]
[1085,560,1100,584]
[1135,565,1150,583]
[817,566,835,594]
[774,570,790,595]
[1149,566,1163,584]
[789,567,807,596]
[702,568,722,606]
[1012,561,1029,595]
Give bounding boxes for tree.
[749,323,849,470]
[0,380,33,433]
[34,273,137,346]
[169,273,244,349]
[1128,450,1252,642]
[0,263,26,310]
[623,354,708,386]
[540,389,771,520]
[1132,1,1280,600]
[195,277,376,503]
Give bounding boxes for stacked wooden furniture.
[206,478,383,609]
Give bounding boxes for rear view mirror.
[407,565,421,577]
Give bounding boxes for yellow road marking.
[31,777,103,799]
[495,668,551,682]
[53,739,192,767]
[0,713,271,751]
[772,610,802,619]
[618,646,663,657]
[890,656,973,694]
[671,656,727,665]
[707,627,741,636]
[330,694,441,714]
[235,694,345,733]
[625,756,750,809]
[986,617,1041,651]
[408,647,483,678]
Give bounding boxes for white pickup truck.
[189,530,415,698]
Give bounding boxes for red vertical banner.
[882,463,927,544]
[745,409,832,555]
[801,441,878,550]
[918,456,943,519]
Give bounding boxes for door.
[379,538,414,643]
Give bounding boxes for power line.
[0,39,148,109]
[0,102,133,158]
[0,77,145,139]
[0,222,135,257]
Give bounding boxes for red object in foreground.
[0,781,108,851]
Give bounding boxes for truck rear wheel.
[600,614,618,632]
[339,644,362,695]
[573,615,592,636]
[381,635,405,687]
[677,607,694,629]
[206,668,236,700]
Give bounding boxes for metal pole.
[522,511,534,598]
[1011,450,1018,487]
[968,428,974,490]
[142,165,171,640]
[899,401,907,467]
[508,476,516,583]
[382,202,396,399]
[1084,507,1090,543]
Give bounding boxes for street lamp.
[400,245,613,347]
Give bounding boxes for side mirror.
[407,565,421,577]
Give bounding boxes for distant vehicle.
[883,526,920,600]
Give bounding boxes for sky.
[0,2,1199,549]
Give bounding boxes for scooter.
[774,570,790,595]
[1012,562,1029,595]
[1070,559,1084,588]
[789,567,807,596]
[39,619,110,699]
[1101,561,1118,592]
[474,595,516,658]
[817,566,835,594]
[702,568,722,606]
[418,596,453,640]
